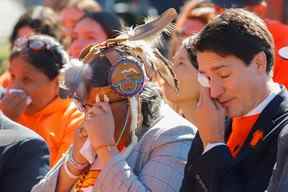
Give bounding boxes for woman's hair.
[10,35,69,80]
[80,11,122,38]
[45,0,102,12]
[139,82,162,130]
[88,54,112,87]
[182,35,198,69]
[80,53,162,134]
[10,6,63,46]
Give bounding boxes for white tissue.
[0,88,32,105]
[80,139,96,164]
[197,73,210,88]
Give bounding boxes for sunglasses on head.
[13,37,62,64]
[14,37,53,52]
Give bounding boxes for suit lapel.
[235,88,288,162]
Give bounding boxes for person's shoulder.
[157,103,197,132]
[265,19,288,32]
[141,103,197,147]
[265,19,288,42]
[0,114,45,147]
[279,124,288,145]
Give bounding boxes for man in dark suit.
[267,124,288,192]
[0,113,49,191]
[180,9,288,192]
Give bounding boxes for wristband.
[63,161,79,179]
[67,149,89,170]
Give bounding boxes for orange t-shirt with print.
[73,144,126,191]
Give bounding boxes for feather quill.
[59,59,92,101]
[123,8,177,42]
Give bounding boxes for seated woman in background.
[0,35,84,166]
[57,0,102,43]
[169,1,215,58]
[0,5,64,88]
[163,36,200,123]
[9,5,63,47]
[68,11,122,58]
[32,9,196,192]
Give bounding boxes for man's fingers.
[197,86,214,108]
[214,100,224,112]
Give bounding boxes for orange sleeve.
[51,106,84,166]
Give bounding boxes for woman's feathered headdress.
[60,8,178,103]
[59,8,178,103]
[59,8,179,160]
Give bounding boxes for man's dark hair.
[183,35,198,69]
[193,9,274,73]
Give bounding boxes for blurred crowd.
[1,0,288,192]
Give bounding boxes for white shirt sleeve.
[202,142,226,154]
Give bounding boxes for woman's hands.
[72,95,120,169]
[71,127,90,165]
[83,96,116,152]
[0,89,30,120]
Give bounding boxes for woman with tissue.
[0,35,84,166]
[32,8,196,192]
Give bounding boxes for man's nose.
[209,78,224,99]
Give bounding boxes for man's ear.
[252,51,267,73]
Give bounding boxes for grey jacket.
[32,104,197,192]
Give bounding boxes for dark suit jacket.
[180,88,288,192]
[267,116,288,192]
[0,114,49,192]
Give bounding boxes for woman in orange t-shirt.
[0,35,84,166]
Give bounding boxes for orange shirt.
[227,114,260,158]
[265,19,288,88]
[18,97,84,166]
[73,144,126,191]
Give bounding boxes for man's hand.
[193,86,226,148]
